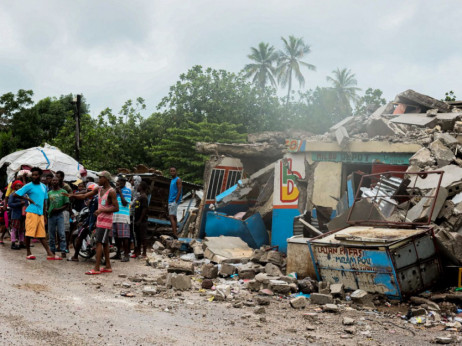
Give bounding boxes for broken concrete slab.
[169,273,192,291]
[330,116,355,132]
[219,263,236,277]
[406,187,448,222]
[167,261,194,275]
[366,118,397,137]
[429,139,455,167]
[412,165,462,190]
[390,113,438,127]
[396,89,452,113]
[436,113,462,131]
[335,126,349,147]
[310,293,334,305]
[409,148,435,168]
[268,280,291,294]
[203,236,254,263]
[434,132,459,147]
[330,283,345,298]
[435,229,462,265]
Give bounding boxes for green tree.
[158,65,282,133]
[150,121,246,183]
[354,88,387,116]
[243,42,278,89]
[276,36,316,104]
[0,89,33,121]
[443,90,457,102]
[326,68,361,114]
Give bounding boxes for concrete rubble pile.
[109,234,462,343]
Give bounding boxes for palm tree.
[326,68,361,113]
[276,36,316,104]
[243,42,278,89]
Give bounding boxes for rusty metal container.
[308,226,441,300]
[287,236,317,279]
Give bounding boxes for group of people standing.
[0,166,182,275]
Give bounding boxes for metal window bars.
[346,171,444,228]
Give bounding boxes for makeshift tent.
[0,144,82,182]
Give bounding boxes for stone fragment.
[142,286,157,296]
[318,281,330,295]
[170,274,192,291]
[202,263,218,279]
[246,279,261,292]
[407,187,448,222]
[265,263,283,277]
[153,241,165,251]
[409,148,435,168]
[201,279,213,289]
[254,307,266,315]
[434,336,455,344]
[330,283,345,298]
[167,261,194,275]
[266,251,284,266]
[344,326,356,334]
[268,280,291,294]
[255,296,271,306]
[216,284,231,299]
[410,296,440,311]
[323,304,339,313]
[310,293,334,305]
[343,317,355,325]
[219,263,236,277]
[429,139,455,167]
[290,296,308,309]
[411,307,427,317]
[192,243,204,259]
[298,278,317,294]
[255,273,273,284]
[238,267,256,280]
[122,282,132,288]
[434,132,458,147]
[250,249,265,263]
[335,126,350,147]
[279,275,297,285]
[233,301,243,308]
[350,289,374,307]
[366,118,396,137]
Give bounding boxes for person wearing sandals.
[47,176,70,259]
[13,167,61,260]
[64,171,119,275]
[8,180,27,250]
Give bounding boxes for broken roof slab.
[390,113,438,127]
[289,140,422,153]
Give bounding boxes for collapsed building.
[194,89,462,298]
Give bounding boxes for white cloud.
[0,0,461,115]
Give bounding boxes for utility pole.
[73,94,82,162]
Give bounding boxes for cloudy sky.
[1,0,461,116]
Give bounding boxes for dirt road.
[0,246,456,345]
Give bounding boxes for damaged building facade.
[195,89,462,298]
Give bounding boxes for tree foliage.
[354,88,387,116]
[326,68,361,115]
[244,42,278,89]
[149,121,246,183]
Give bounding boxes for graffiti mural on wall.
[280,159,301,203]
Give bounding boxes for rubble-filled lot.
[1,243,461,346]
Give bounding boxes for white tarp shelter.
[0,144,82,182]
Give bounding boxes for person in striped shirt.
[64,171,119,275]
[111,175,131,262]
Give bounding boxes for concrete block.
[343,317,355,325]
[201,279,213,289]
[330,283,345,298]
[310,293,333,305]
[322,304,339,313]
[396,89,451,113]
[255,296,271,306]
[409,148,435,168]
[350,289,374,307]
[142,286,158,296]
[202,263,218,279]
[265,263,283,277]
[429,139,455,167]
[167,261,194,275]
[290,296,308,309]
[170,274,192,291]
[266,251,284,266]
[246,279,261,292]
[366,118,396,137]
[255,273,277,284]
[219,263,236,277]
[238,266,256,280]
[269,280,291,294]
